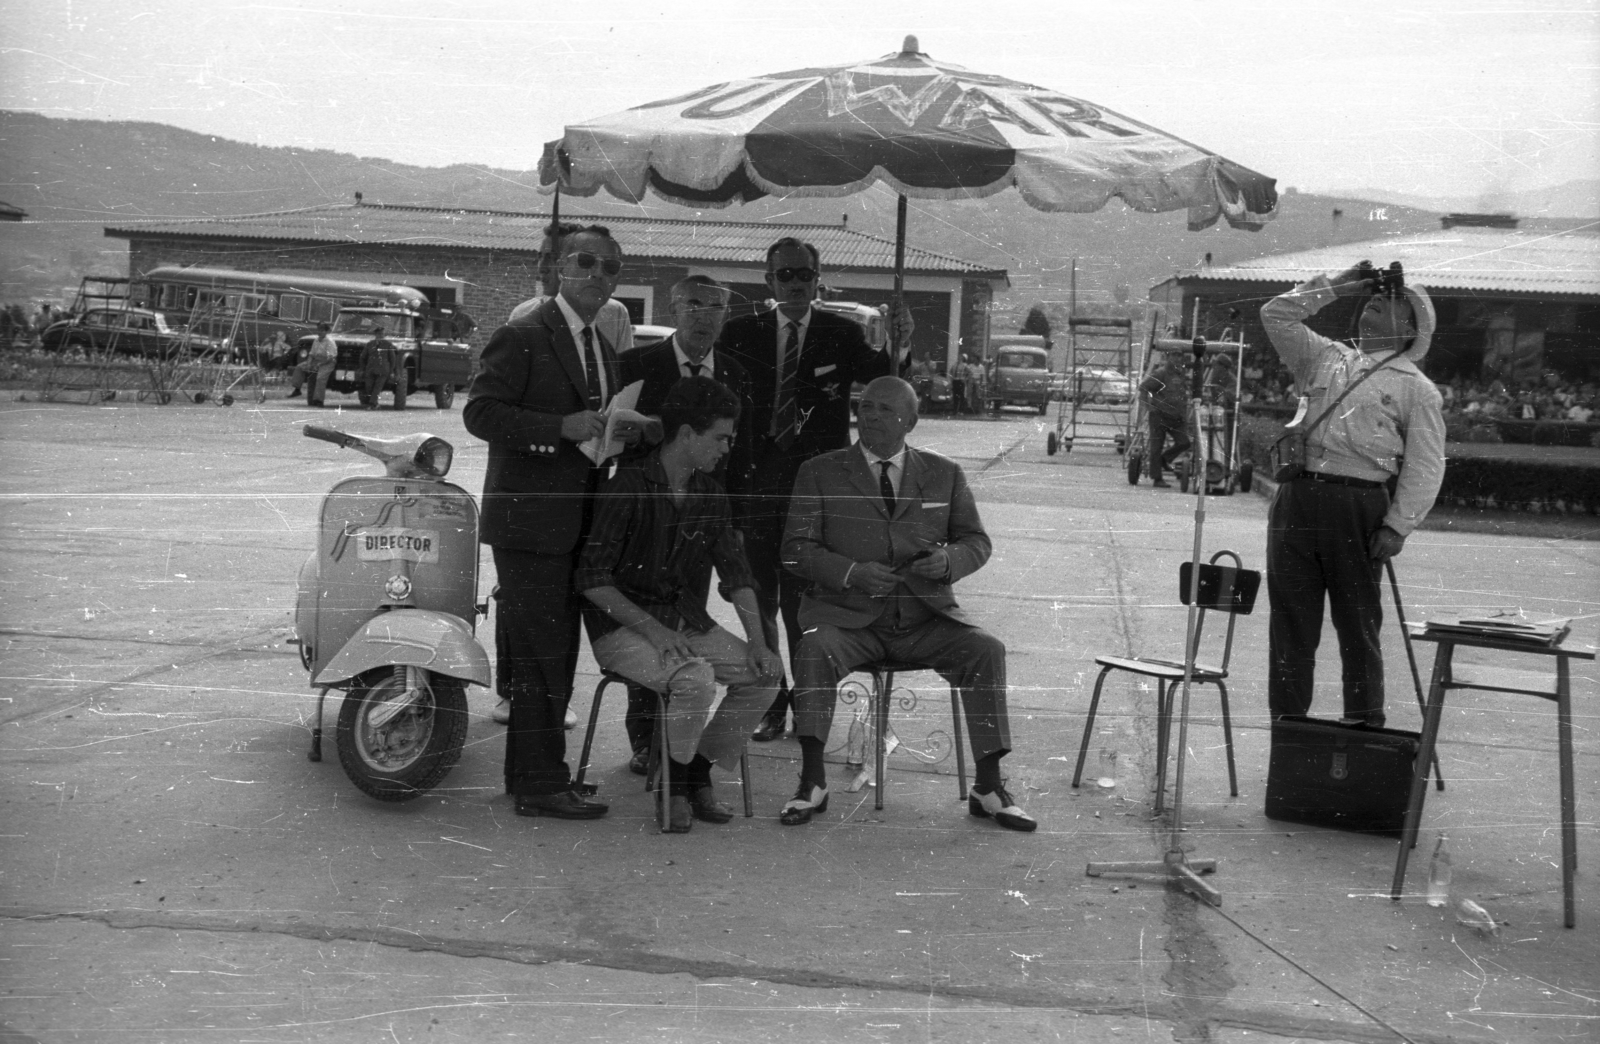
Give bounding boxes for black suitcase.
[1265,716,1421,836]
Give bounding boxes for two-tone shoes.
[778,781,829,826]
[968,785,1037,832]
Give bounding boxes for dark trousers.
[1147,412,1191,480]
[744,439,808,719]
[1266,478,1390,725]
[492,546,582,795]
[793,616,1012,761]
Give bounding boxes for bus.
[138,266,469,362]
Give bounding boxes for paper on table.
[579,380,647,465]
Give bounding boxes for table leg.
[1556,654,1577,928]
[1393,641,1454,901]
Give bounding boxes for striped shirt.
[575,451,755,641]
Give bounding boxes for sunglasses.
[565,252,623,277]
[770,266,818,284]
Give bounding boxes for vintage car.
[1052,366,1135,404]
[40,306,229,358]
[986,336,1051,414]
[292,304,478,409]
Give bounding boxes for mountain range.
[2,109,1593,332]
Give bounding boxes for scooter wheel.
[336,667,468,801]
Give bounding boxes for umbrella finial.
[901,35,920,55]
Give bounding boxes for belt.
[1297,470,1386,489]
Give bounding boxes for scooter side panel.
[313,609,491,688]
[308,476,480,680]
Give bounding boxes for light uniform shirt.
[551,292,612,407]
[1261,274,1445,536]
[308,333,338,364]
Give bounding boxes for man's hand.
[746,642,783,681]
[1330,264,1370,297]
[639,620,695,667]
[1368,525,1406,561]
[612,420,644,447]
[560,410,605,442]
[905,547,950,581]
[848,561,901,597]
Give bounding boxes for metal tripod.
[1086,336,1223,905]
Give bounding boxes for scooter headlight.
[413,436,453,477]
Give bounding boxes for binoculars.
[1357,260,1405,298]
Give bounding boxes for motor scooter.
[293,425,491,801]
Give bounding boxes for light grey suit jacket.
[781,443,991,631]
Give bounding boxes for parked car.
[986,336,1050,414]
[1052,366,1135,404]
[40,306,229,358]
[630,323,676,346]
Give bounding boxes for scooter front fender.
[313,609,491,689]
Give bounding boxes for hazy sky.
[4,0,1596,207]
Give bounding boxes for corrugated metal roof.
[1180,226,1600,297]
[105,202,1003,277]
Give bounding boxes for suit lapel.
[893,447,925,521]
[845,445,890,518]
[543,304,591,405]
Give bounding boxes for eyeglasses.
[565,252,623,277]
[770,266,818,284]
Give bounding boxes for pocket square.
[812,363,837,377]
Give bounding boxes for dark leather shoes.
[628,748,650,776]
[666,794,693,833]
[515,790,609,819]
[688,785,734,824]
[751,713,787,743]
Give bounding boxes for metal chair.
[1072,550,1260,812]
[849,660,969,811]
[575,670,753,831]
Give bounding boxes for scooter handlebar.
[303,425,362,450]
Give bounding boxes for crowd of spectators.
[1435,375,1597,424]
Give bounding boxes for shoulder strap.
[1296,350,1402,437]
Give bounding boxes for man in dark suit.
[718,237,909,742]
[776,377,1036,832]
[463,225,636,820]
[613,274,756,772]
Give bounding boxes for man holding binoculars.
[1259,261,1445,728]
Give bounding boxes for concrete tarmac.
[1,397,1596,1043]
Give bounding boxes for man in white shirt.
[288,322,339,406]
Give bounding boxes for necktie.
[580,326,601,409]
[878,459,896,514]
[774,321,801,449]
[686,361,703,378]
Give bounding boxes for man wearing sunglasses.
[465,224,636,820]
[509,220,634,364]
[719,237,913,743]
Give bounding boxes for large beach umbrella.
[539,35,1277,317]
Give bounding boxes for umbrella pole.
[1086,335,1222,907]
[894,193,907,370]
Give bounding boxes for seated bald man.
[776,377,1036,831]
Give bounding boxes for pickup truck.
[294,305,478,409]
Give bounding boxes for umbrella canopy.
[540,36,1277,232]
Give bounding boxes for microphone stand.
[1087,336,1222,906]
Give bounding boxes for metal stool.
[852,660,969,811]
[575,669,753,831]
